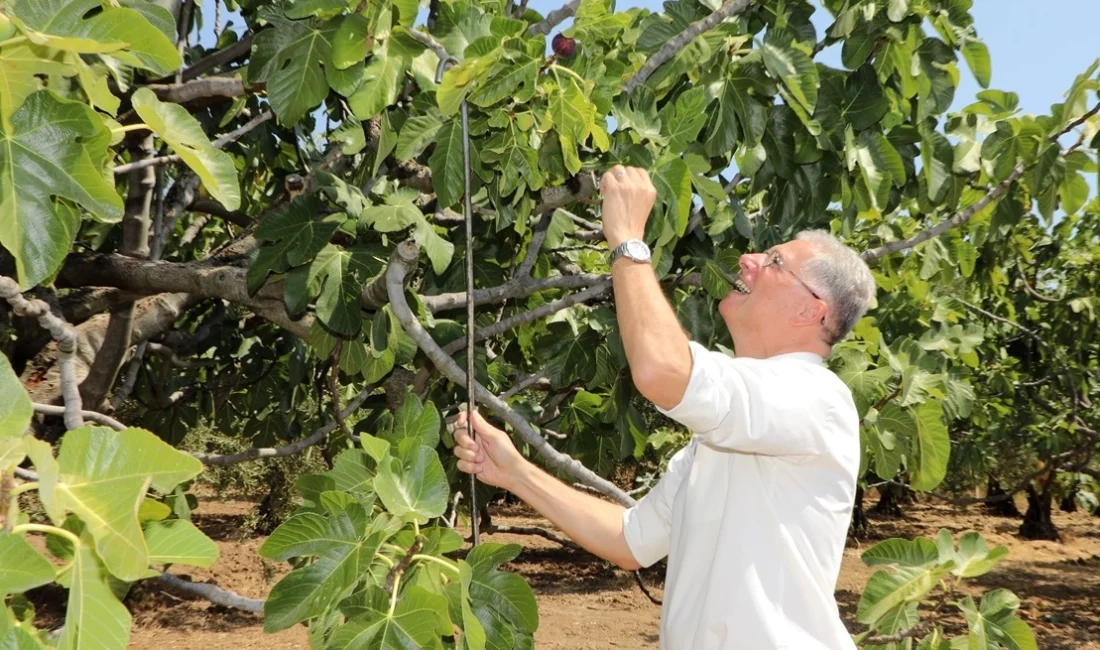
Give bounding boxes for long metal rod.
[460,95,479,547]
[436,55,479,547]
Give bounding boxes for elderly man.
[453,165,876,649]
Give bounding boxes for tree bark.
[1019,484,1061,541]
[983,476,1022,517]
[849,486,870,538]
[80,136,156,410]
[869,483,907,518]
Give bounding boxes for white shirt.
[622,341,861,650]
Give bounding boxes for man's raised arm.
[599,166,693,411]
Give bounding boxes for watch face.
[627,240,650,260]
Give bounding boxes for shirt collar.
[765,351,825,365]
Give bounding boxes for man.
[453,166,876,649]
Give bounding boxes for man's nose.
[739,253,763,275]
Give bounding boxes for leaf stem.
[11,523,81,547]
[112,123,152,134]
[382,543,406,556]
[374,552,395,568]
[411,554,461,575]
[549,63,585,86]
[9,482,38,496]
[387,571,402,617]
[0,36,28,48]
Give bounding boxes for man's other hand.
[600,165,657,249]
[453,409,527,490]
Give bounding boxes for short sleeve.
[621,441,695,567]
[656,342,835,457]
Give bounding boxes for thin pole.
[437,56,479,547]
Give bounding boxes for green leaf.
[853,129,906,210]
[856,563,952,628]
[0,355,32,439]
[951,532,1010,578]
[0,91,123,289]
[10,0,181,75]
[430,120,466,208]
[762,41,818,115]
[309,245,376,337]
[36,426,203,581]
[570,0,632,42]
[260,503,368,562]
[653,156,692,238]
[0,42,75,129]
[455,560,488,650]
[287,0,348,19]
[909,401,950,491]
[841,66,889,130]
[396,114,443,161]
[887,0,909,22]
[962,40,992,88]
[56,543,131,650]
[468,52,539,108]
[142,519,218,568]
[958,591,1038,650]
[661,87,708,152]
[326,448,382,495]
[248,198,344,293]
[0,533,54,595]
[246,10,335,124]
[328,586,450,650]
[386,394,441,449]
[131,88,241,210]
[861,537,938,568]
[466,543,538,634]
[374,447,449,523]
[332,117,368,155]
[1059,171,1089,216]
[920,120,954,202]
[347,41,413,119]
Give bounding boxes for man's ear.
[793,298,828,329]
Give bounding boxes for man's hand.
[453,409,528,491]
[600,165,657,249]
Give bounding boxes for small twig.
[179,35,254,82]
[634,571,663,606]
[481,524,579,549]
[328,341,353,440]
[384,538,422,595]
[113,110,273,175]
[501,368,552,399]
[406,28,451,63]
[1015,263,1061,304]
[0,277,83,430]
[623,0,756,93]
[862,621,934,645]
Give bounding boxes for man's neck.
[731,335,830,360]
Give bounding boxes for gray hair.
[796,230,876,345]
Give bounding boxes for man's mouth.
[731,277,751,294]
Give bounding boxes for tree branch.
[188,198,249,227]
[862,621,934,646]
[180,35,255,82]
[422,273,607,314]
[0,277,84,430]
[113,110,273,176]
[155,573,264,613]
[32,403,125,430]
[527,0,581,36]
[623,0,756,94]
[386,241,635,506]
[863,101,1100,261]
[482,524,580,549]
[406,28,451,63]
[145,76,254,105]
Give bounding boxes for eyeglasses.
[762,249,823,301]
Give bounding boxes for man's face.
[717,240,825,345]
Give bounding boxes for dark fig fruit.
[552,32,576,59]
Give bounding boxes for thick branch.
[863,101,1100,261]
[422,273,606,313]
[145,76,254,105]
[180,35,254,82]
[188,198,249,227]
[155,573,263,613]
[386,241,634,506]
[483,524,580,549]
[861,163,1026,261]
[406,28,451,63]
[0,277,84,429]
[527,0,580,36]
[32,403,125,430]
[623,0,756,93]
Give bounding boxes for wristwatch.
[610,239,652,265]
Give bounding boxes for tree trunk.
[1019,485,1061,541]
[869,483,906,518]
[849,486,869,538]
[984,476,1022,517]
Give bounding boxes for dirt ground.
[27,496,1100,649]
